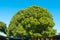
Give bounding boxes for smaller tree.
[0,21,7,33]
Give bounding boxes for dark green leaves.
[0,21,6,33]
[7,6,56,38]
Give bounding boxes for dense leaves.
[7,6,56,38]
[0,21,6,33]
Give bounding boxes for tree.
[58,33,60,35]
[7,6,56,40]
[0,21,6,33]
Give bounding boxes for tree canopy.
[7,6,56,38]
[0,21,6,33]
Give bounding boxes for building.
[0,31,7,40]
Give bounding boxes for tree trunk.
[38,37,40,40]
[21,36,24,40]
[31,37,37,40]
[34,38,36,40]
[31,37,34,40]
[41,38,44,40]
[31,37,33,40]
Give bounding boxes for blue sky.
[0,0,60,34]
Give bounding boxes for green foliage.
[0,21,6,33]
[7,6,56,38]
[42,27,56,37]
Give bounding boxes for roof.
[0,31,7,37]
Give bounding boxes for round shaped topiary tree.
[7,6,56,40]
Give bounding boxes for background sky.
[0,0,60,34]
